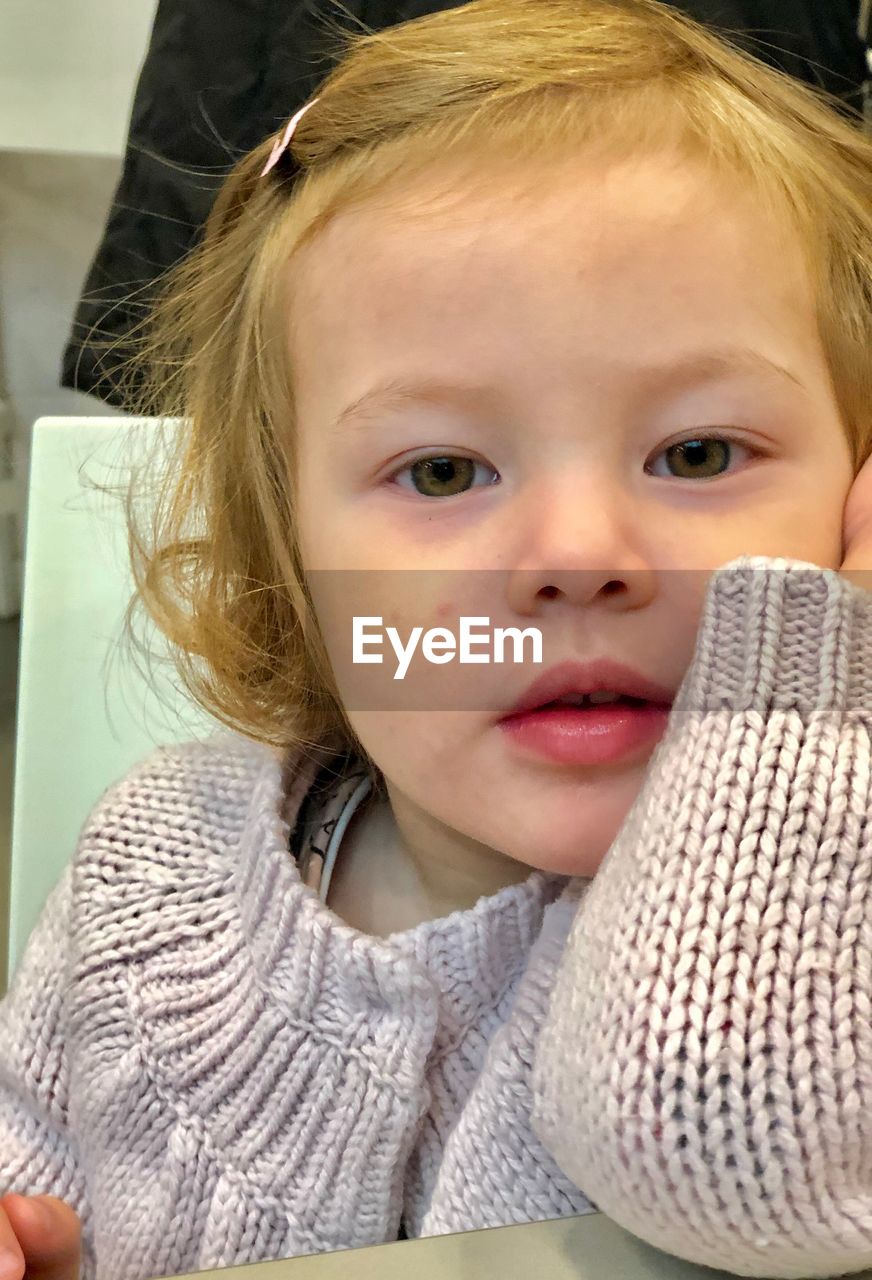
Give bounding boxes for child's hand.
[841,451,872,592]
[0,1193,81,1280]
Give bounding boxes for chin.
[489,771,648,880]
[535,846,609,879]
[499,829,612,879]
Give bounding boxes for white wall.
[0,0,158,613]
[0,0,159,157]
[0,152,124,426]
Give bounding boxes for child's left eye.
[647,435,760,480]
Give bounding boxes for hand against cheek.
[840,451,872,591]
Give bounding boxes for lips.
[501,658,674,720]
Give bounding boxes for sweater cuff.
[530,553,872,1277]
[669,555,872,725]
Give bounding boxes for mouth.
[500,660,675,722]
[498,696,672,767]
[497,661,674,767]
[529,693,650,711]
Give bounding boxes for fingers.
[0,1195,81,1280]
[0,1199,25,1280]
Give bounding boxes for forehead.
[286,150,817,410]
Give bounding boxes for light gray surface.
[157,1212,872,1280]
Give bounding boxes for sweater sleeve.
[531,554,872,1279]
[0,864,94,1276]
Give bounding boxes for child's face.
[287,147,853,879]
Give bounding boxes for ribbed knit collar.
[232,738,566,1047]
[119,732,569,1222]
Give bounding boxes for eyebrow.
[330,347,808,433]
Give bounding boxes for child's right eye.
[391,454,500,498]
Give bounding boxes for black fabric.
[61,0,868,407]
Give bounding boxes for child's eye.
[388,434,760,497]
[646,434,759,480]
[391,454,500,498]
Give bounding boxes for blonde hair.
[118,0,872,757]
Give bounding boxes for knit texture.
[533,557,872,1278]
[0,734,586,1280]
[1,554,870,1280]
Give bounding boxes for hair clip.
[260,97,321,178]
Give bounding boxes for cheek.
[343,710,456,787]
[342,712,662,877]
[761,455,853,568]
[688,472,850,573]
[292,444,370,571]
[738,500,846,569]
[307,583,467,719]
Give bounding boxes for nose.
[504,468,657,614]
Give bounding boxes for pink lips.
[498,658,674,767]
[503,658,675,718]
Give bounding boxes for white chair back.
[9,416,217,980]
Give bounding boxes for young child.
[2,1,872,1278]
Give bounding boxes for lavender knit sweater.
[3,556,872,1280]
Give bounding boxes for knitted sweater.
[2,555,872,1280]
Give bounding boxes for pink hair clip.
[260,96,321,177]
